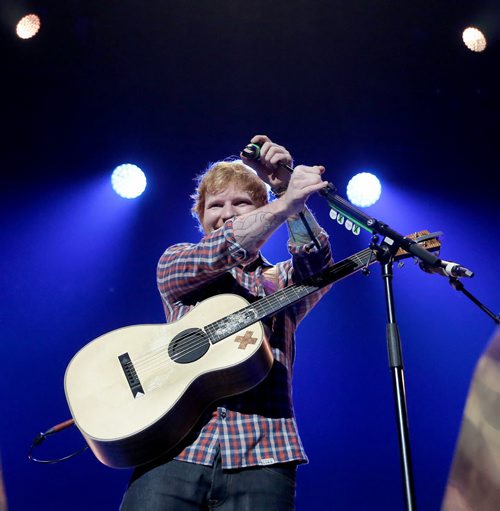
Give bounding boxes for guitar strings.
[127,293,287,374]
[129,325,249,377]
[128,289,281,371]
[129,240,438,376]
[129,250,373,376]
[128,313,250,372]
[130,282,311,372]
[129,300,273,373]
[130,330,210,370]
[129,287,313,377]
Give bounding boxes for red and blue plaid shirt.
[157,218,333,469]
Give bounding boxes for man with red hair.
[121,135,333,510]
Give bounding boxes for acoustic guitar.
[64,231,440,468]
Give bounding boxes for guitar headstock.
[394,230,442,260]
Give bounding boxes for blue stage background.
[2,1,498,509]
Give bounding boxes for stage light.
[16,14,41,40]
[111,164,147,199]
[462,27,487,52]
[346,172,382,207]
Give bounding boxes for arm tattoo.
[233,211,283,251]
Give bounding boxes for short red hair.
[191,160,269,229]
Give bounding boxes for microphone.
[241,141,294,173]
[419,259,474,279]
[241,142,262,161]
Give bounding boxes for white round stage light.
[111,164,147,199]
[462,27,487,52]
[346,172,382,207]
[16,14,41,39]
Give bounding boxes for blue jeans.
[120,453,297,511]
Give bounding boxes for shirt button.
[220,410,226,419]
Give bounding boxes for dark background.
[1,1,499,509]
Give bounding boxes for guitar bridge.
[118,353,145,398]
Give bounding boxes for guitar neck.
[208,247,374,343]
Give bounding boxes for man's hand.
[241,134,293,190]
[281,164,328,217]
[241,134,328,218]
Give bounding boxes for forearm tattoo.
[233,211,282,251]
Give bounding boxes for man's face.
[202,183,257,234]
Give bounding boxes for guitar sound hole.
[168,328,210,364]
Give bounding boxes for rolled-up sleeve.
[286,229,333,325]
[288,230,332,280]
[157,219,258,304]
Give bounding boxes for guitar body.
[64,294,273,469]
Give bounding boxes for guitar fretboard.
[205,248,373,344]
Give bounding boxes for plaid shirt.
[157,218,332,469]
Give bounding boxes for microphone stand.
[318,182,499,509]
[269,163,436,507]
[377,241,417,510]
[316,180,498,507]
[318,183,441,511]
